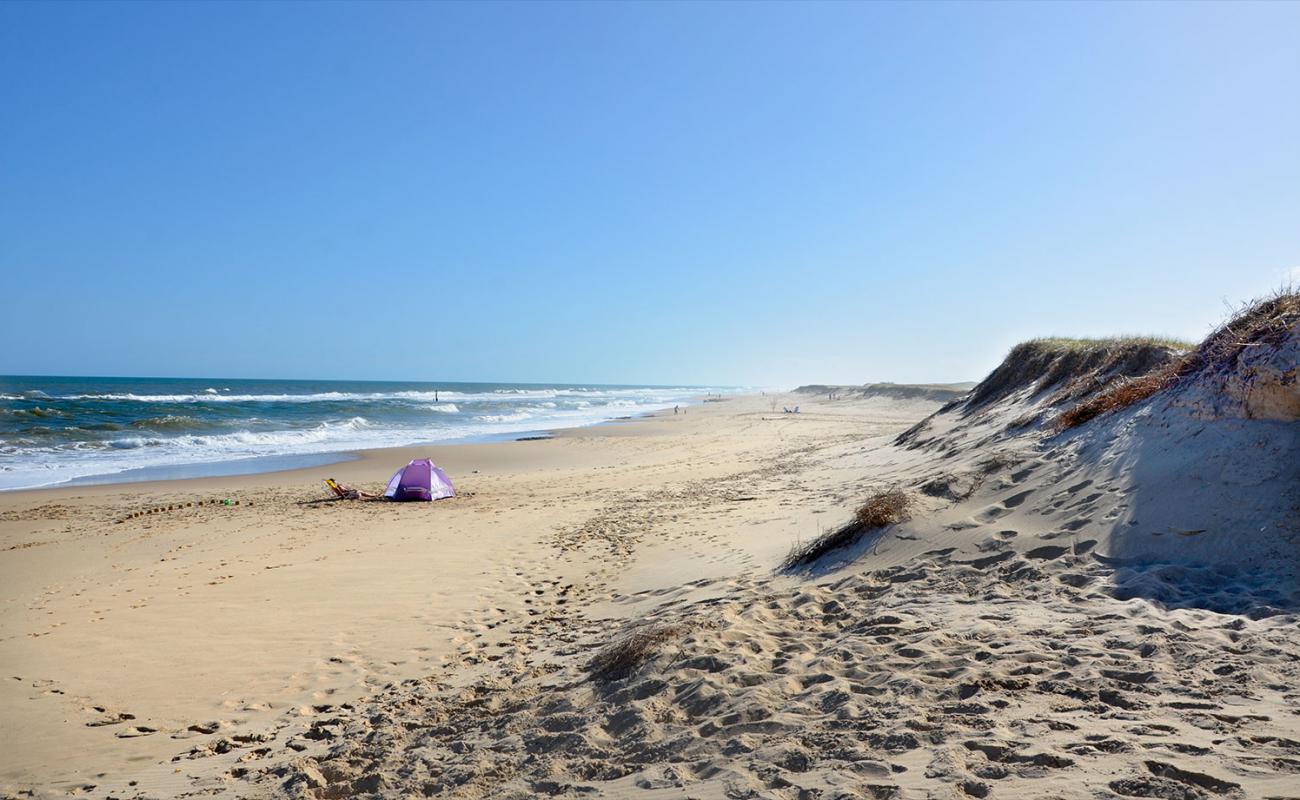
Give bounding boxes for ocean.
[0,376,730,491]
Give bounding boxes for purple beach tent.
[383,458,455,502]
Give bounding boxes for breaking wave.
[56,387,691,405]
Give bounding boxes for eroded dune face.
[1214,319,1299,421]
[1172,295,1300,423]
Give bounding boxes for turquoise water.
[0,376,728,490]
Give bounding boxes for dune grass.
[587,623,691,682]
[966,336,1188,410]
[780,489,910,572]
[1021,335,1195,352]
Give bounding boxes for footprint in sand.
[1001,489,1033,508]
[1010,465,1039,483]
[1057,573,1094,588]
[961,551,1017,570]
[976,506,1012,523]
[85,707,136,727]
[1110,760,1242,798]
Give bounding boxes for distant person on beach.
[674,405,679,415]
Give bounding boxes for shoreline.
[0,399,711,498]
[0,375,733,495]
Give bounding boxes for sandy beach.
[4,307,1299,800]
[0,393,927,796]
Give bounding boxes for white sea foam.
[57,387,715,405]
[472,411,534,423]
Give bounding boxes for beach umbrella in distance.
[383,458,455,502]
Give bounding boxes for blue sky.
[2,1,1297,387]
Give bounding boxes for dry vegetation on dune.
[587,623,695,682]
[938,288,1300,432]
[965,336,1191,412]
[1057,369,1174,429]
[1027,335,1195,351]
[1058,288,1300,428]
[780,489,910,571]
[891,335,1191,446]
[1172,288,1299,380]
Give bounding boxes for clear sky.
[2,1,1297,387]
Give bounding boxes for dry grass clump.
[587,623,691,682]
[851,488,911,529]
[781,489,910,571]
[1177,289,1298,380]
[1057,289,1298,429]
[1057,369,1174,429]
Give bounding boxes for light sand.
[0,395,925,797]
[2,381,1296,800]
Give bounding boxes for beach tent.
[383,458,455,502]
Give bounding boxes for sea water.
[0,376,730,490]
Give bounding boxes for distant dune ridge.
[3,294,1296,799]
